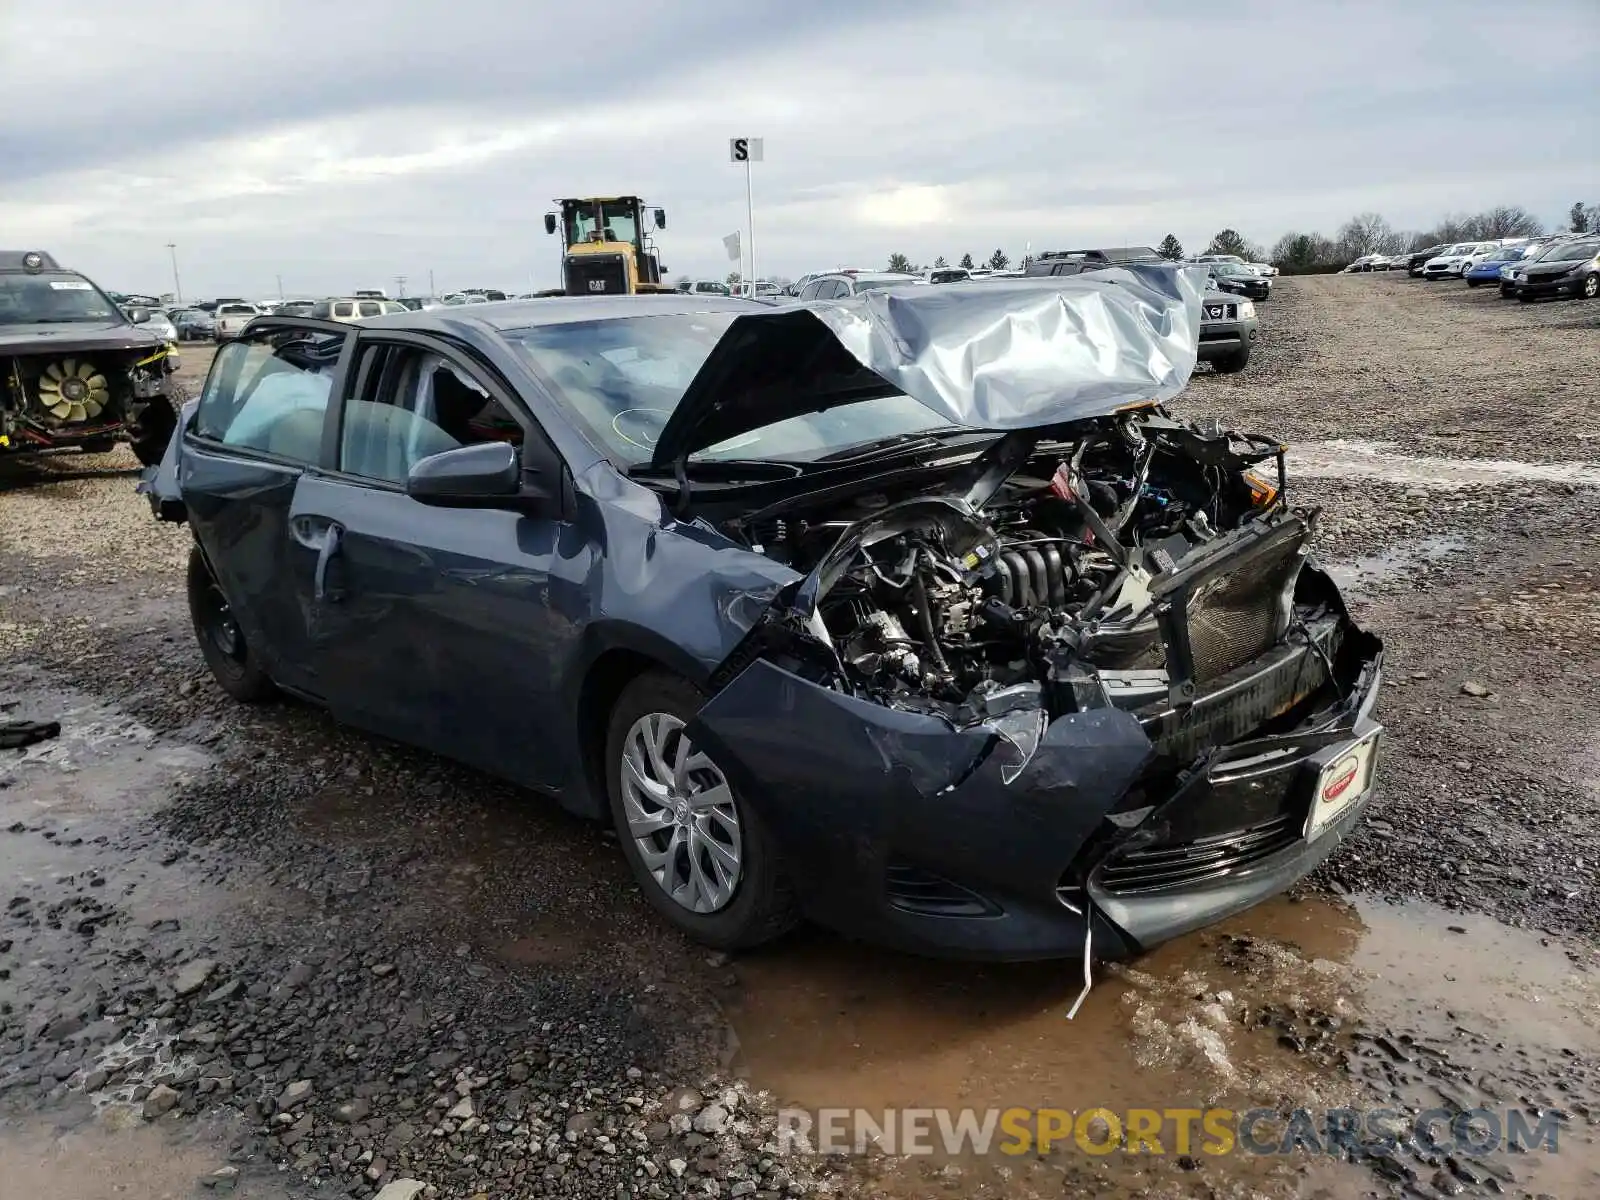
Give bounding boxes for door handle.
[313,522,346,603]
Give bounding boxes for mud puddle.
[727,894,1600,1197]
[1290,439,1600,489]
[0,1109,293,1199]
[1325,533,1467,600]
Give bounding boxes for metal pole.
[745,157,756,294]
[166,243,182,304]
[428,269,436,297]
[276,274,284,301]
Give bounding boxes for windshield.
[563,200,640,248]
[854,277,922,293]
[0,272,121,324]
[1444,244,1474,256]
[1540,240,1598,262]
[1484,249,1521,262]
[928,270,968,283]
[1213,263,1249,276]
[218,304,256,316]
[505,314,951,466]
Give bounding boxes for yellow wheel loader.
[542,197,671,296]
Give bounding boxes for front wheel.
[605,671,797,951]
[1467,278,1481,288]
[1583,274,1599,300]
[127,384,186,468]
[186,545,277,702]
[1211,347,1251,374]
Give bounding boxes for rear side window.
[195,329,346,463]
[358,301,382,317]
[334,302,354,317]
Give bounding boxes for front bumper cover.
[690,570,1382,962]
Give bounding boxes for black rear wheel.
[186,545,276,702]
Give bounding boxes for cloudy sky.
[3,0,1595,298]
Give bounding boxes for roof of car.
[361,293,766,334]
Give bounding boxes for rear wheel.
[186,545,276,702]
[605,671,797,951]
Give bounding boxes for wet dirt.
[1324,533,1467,599]
[0,1110,293,1199]
[1290,439,1600,489]
[728,895,1600,1197]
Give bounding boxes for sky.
[2,0,1596,299]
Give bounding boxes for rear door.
[180,319,353,696]
[286,330,575,789]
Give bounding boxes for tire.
[1467,278,1481,288]
[1518,293,1533,303]
[1500,285,1515,299]
[1584,274,1599,300]
[80,437,117,454]
[605,670,798,951]
[128,383,186,468]
[1212,347,1251,374]
[186,545,276,703]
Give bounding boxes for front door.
[180,320,352,697]
[287,332,578,790]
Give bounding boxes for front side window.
[339,346,523,484]
[195,329,345,462]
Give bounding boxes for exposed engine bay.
[2,347,176,455]
[716,408,1322,729]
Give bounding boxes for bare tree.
[1568,202,1589,233]
[1476,206,1543,238]
[1335,212,1393,259]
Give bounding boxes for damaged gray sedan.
[142,266,1382,963]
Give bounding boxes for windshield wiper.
[809,427,988,463]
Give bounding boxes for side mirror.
[129,306,151,324]
[544,213,558,236]
[406,442,521,505]
[654,208,666,230]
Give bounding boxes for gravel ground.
[3,287,1599,1200]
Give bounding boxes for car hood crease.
[649,264,1207,468]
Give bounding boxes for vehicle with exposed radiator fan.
[1,250,184,463]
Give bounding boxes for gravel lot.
[3,282,1598,1200]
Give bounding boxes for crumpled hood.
[649,263,1206,467]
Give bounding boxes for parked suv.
[0,249,184,463]
[309,297,410,324]
[795,272,924,299]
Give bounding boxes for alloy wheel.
[620,712,743,914]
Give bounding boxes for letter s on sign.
[731,138,749,162]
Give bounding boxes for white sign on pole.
[729,137,763,291]
[723,232,741,262]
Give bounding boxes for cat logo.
[589,280,606,292]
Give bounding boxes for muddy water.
[1290,439,1600,489]
[1325,534,1467,599]
[727,895,1600,1196]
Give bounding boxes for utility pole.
[276,274,284,301]
[428,269,435,298]
[393,274,408,298]
[166,243,182,304]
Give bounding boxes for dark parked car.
[1508,238,1600,301]
[1396,246,1446,276]
[174,309,217,341]
[1,249,183,462]
[1207,262,1271,300]
[141,277,1382,963]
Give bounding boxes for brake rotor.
[37,358,110,422]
